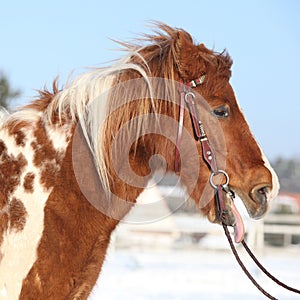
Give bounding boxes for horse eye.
[212,106,229,119]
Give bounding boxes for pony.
[0,22,279,299]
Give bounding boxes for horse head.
[72,23,279,240]
[172,30,279,218]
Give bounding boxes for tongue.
[230,198,245,243]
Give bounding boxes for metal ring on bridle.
[209,170,230,189]
[184,91,195,102]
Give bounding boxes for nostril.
[257,186,271,195]
[248,184,272,219]
[251,184,272,204]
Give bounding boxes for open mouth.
[216,188,245,243]
[218,185,271,243]
[207,182,273,244]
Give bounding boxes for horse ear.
[174,30,206,80]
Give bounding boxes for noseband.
[174,77,300,300]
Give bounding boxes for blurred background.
[1,0,300,299]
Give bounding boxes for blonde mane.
[47,23,187,193]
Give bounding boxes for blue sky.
[1,0,299,160]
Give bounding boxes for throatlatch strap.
[174,88,185,173]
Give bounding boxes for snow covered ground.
[90,241,300,299]
[90,184,300,299]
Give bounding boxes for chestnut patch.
[0,139,28,242]
[9,198,27,232]
[23,172,35,193]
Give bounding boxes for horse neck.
[0,105,166,298]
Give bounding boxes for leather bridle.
[175,76,230,224]
[174,77,300,300]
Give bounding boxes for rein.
[175,78,300,299]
